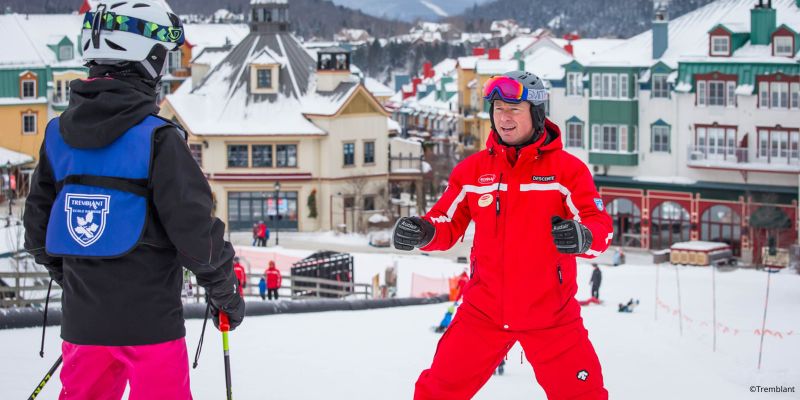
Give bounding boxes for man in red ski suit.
[393,71,613,399]
[233,257,247,297]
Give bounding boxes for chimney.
[423,61,434,79]
[750,0,777,45]
[316,47,352,92]
[472,47,486,56]
[652,2,669,59]
[488,48,500,60]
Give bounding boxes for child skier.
[23,2,244,398]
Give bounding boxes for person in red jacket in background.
[393,71,613,400]
[233,257,247,298]
[265,260,282,300]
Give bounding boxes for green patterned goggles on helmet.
[82,10,185,46]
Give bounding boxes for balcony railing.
[686,145,800,172]
[389,153,423,173]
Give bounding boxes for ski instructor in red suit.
[393,71,613,399]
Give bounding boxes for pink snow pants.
[59,338,192,400]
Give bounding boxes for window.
[726,81,736,107]
[59,45,73,61]
[791,83,799,109]
[602,126,619,151]
[619,74,628,99]
[759,82,770,108]
[227,145,249,167]
[276,144,297,167]
[592,73,601,98]
[566,72,582,96]
[708,81,725,106]
[343,142,355,166]
[757,128,800,163]
[21,80,36,98]
[343,196,355,208]
[711,36,729,56]
[697,81,706,105]
[252,144,273,167]
[257,69,272,89]
[695,125,737,160]
[774,36,793,57]
[771,82,789,108]
[167,50,181,73]
[619,125,628,152]
[54,80,71,104]
[189,143,203,167]
[652,125,670,152]
[652,74,669,98]
[22,113,37,135]
[566,122,583,148]
[363,196,375,211]
[364,141,375,164]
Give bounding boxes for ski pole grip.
[219,312,230,332]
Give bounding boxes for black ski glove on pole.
[393,216,435,251]
[207,274,245,331]
[551,216,593,254]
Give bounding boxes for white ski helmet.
[81,1,184,79]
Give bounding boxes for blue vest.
[44,115,171,258]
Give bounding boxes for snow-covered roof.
[522,46,573,81]
[0,146,34,167]
[457,56,481,70]
[0,14,84,68]
[671,241,731,251]
[500,35,538,60]
[192,47,232,69]
[433,58,458,77]
[252,0,288,4]
[184,23,249,56]
[387,118,401,132]
[476,59,520,75]
[167,31,348,136]
[365,77,394,98]
[587,0,800,68]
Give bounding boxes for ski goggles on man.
[83,6,185,46]
[482,75,548,103]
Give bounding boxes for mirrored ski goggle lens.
[482,76,524,101]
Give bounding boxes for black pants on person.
[267,288,279,300]
[591,285,600,299]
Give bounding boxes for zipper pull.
[557,264,563,284]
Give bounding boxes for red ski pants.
[414,310,608,400]
[59,338,192,400]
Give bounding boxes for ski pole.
[28,355,62,400]
[220,312,233,400]
[193,302,211,369]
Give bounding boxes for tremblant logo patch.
[65,193,110,247]
[577,370,589,381]
[478,174,496,185]
[532,175,555,182]
[478,194,494,208]
[594,198,605,211]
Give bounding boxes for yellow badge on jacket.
[478,194,494,207]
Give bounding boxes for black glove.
[207,274,245,331]
[393,216,435,251]
[551,216,593,254]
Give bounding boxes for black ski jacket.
[23,73,236,345]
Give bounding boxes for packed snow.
[1,243,798,399]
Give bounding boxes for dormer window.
[710,36,730,56]
[59,45,73,61]
[19,71,37,99]
[774,36,793,57]
[257,68,273,89]
[250,64,279,94]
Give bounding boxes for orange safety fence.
[655,299,796,339]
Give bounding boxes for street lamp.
[274,181,281,246]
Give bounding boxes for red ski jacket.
[265,266,282,289]
[233,263,247,296]
[421,119,613,331]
